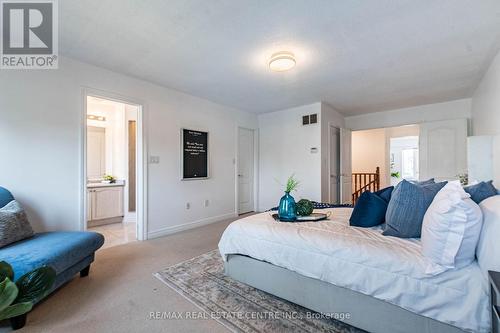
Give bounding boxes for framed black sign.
[181,129,209,180]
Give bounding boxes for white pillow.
[476,195,500,277]
[421,181,483,275]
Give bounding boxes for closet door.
[419,119,468,182]
[340,128,353,204]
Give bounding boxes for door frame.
[80,87,148,241]
[328,124,341,204]
[235,126,259,215]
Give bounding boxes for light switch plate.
[149,156,160,164]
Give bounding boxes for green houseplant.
[102,175,116,183]
[278,175,300,221]
[391,171,400,179]
[0,261,56,330]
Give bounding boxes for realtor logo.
[1,0,58,69]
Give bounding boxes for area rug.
[154,250,363,333]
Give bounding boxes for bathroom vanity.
[87,181,125,227]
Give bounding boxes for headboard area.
[467,135,500,189]
[494,136,500,189]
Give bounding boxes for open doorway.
[351,125,419,201]
[83,94,144,248]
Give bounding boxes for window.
[401,148,419,179]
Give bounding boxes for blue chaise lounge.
[0,186,105,330]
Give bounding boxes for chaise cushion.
[0,231,104,281]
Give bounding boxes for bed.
[218,207,492,333]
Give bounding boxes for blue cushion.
[375,186,394,203]
[464,181,498,204]
[0,231,104,281]
[383,180,447,238]
[350,191,389,227]
[0,187,14,209]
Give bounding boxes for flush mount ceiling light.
[269,51,296,72]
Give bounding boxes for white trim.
[147,212,237,239]
[80,87,149,241]
[254,128,260,212]
[235,126,259,215]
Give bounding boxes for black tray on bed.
[271,213,329,222]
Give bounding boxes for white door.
[340,128,353,204]
[329,126,340,204]
[238,128,255,214]
[419,119,468,182]
[87,126,106,179]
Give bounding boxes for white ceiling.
[60,0,500,115]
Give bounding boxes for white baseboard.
[123,212,137,224]
[147,212,237,240]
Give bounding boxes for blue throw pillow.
[383,180,447,238]
[410,178,435,186]
[464,181,498,204]
[350,191,389,227]
[0,187,14,209]
[375,186,394,203]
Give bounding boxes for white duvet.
[218,208,490,333]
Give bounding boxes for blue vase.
[278,192,297,221]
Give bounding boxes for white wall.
[345,98,471,131]
[0,57,257,236]
[258,103,322,211]
[472,50,500,136]
[320,103,346,202]
[471,49,500,187]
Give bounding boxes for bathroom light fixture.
[269,51,296,72]
[87,115,106,121]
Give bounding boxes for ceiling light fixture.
[87,115,106,122]
[269,51,296,72]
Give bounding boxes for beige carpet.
[0,216,244,333]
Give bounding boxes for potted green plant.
[278,175,300,221]
[102,175,116,184]
[0,262,56,330]
[457,173,468,186]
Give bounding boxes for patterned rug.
[154,250,364,333]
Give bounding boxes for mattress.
[218,208,490,333]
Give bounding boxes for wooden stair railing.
[352,167,380,205]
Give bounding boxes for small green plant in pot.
[102,175,116,183]
[278,174,300,221]
[0,261,56,330]
[296,199,314,216]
